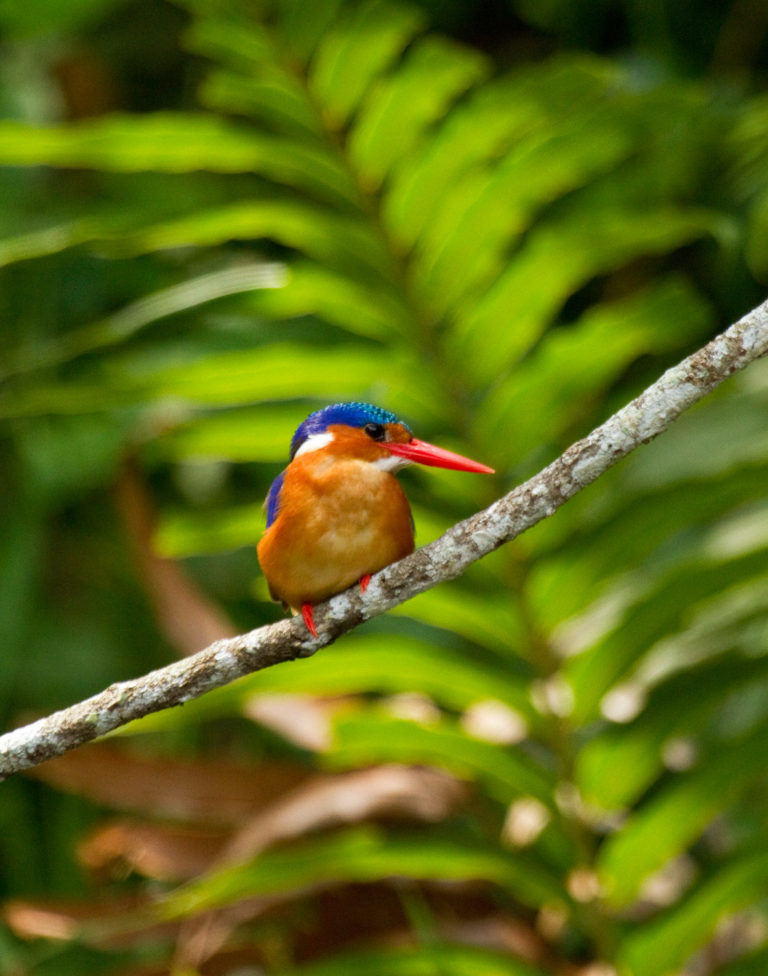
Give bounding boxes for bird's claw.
[301,603,318,638]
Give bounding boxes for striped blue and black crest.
[289,402,408,461]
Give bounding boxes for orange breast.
[257,454,415,611]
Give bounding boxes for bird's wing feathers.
[265,470,286,528]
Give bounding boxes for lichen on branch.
[1,297,766,779]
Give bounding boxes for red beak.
[386,438,495,474]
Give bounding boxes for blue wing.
[265,470,286,528]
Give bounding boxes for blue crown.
[289,402,407,460]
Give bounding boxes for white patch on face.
[373,453,412,472]
[294,431,334,458]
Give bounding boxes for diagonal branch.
[1,297,767,778]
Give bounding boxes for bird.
[257,401,494,637]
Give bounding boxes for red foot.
[359,573,372,594]
[301,603,318,638]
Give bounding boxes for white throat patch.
[373,453,412,472]
[294,431,334,458]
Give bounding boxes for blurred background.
[2,0,768,973]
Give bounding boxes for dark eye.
[363,422,386,442]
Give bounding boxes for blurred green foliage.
[2,0,768,973]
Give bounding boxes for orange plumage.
[257,423,415,611]
[257,403,493,636]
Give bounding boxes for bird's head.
[289,402,494,474]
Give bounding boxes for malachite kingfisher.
[257,402,494,637]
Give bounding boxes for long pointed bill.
[386,438,494,473]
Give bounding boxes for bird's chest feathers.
[293,458,405,548]
[260,449,415,608]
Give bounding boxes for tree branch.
[2,298,767,778]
